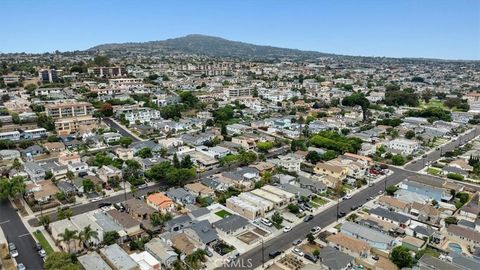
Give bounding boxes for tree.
[82,179,94,193]
[0,176,26,200]
[136,147,153,158]
[390,246,413,268]
[44,252,80,270]
[99,103,113,117]
[445,216,458,226]
[93,55,110,66]
[103,231,120,245]
[405,130,416,139]
[58,207,73,220]
[271,212,283,226]
[58,228,78,253]
[306,151,322,164]
[123,160,143,186]
[150,212,173,227]
[119,136,133,148]
[66,171,75,183]
[173,153,180,168]
[306,233,315,244]
[341,92,370,121]
[288,204,300,214]
[385,185,398,196]
[180,155,194,169]
[421,89,433,103]
[39,215,51,228]
[256,141,274,153]
[12,158,22,171]
[391,155,406,166]
[79,225,99,249]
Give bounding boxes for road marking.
[0,220,10,225]
[18,233,31,238]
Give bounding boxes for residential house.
[129,251,160,270]
[165,188,196,205]
[184,183,215,198]
[0,149,20,160]
[272,154,302,172]
[213,214,251,236]
[21,145,44,158]
[402,235,426,252]
[24,162,46,182]
[25,180,59,203]
[144,238,177,269]
[78,252,112,270]
[226,196,263,220]
[297,176,327,193]
[341,222,396,251]
[103,132,122,144]
[100,244,140,270]
[185,220,219,246]
[146,193,175,213]
[50,219,82,252]
[106,209,143,238]
[97,165,123,183]
[43,142,66,153]
[326,233,370,258]
[171,233,198,256]
[314,163,348,182]
[370,207,411,228]
[377,196,411,213]
[317,246,354,270]
[447,224,480,247]
[114,148,134,160]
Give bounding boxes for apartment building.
[387,138,420,155]
[87,67,126,77]
[38,68,58,83]
[45,102,94,118]
[223,87,253,99]
[54,115,98,135]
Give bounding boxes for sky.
[2,0,480,60]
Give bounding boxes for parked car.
[351,205,359,210]
[337,211,346,218]
[16,263,26,270]
[39,249,47,258]
[310,226,321,234]
[269,250,282,258]
[261,218,273,227]
[372,255,380,261]
[98,202,112,208]
[303,214,314,222]
[292,248,304,257]
[343,194,352,200]
[114,202,125,211]
[34,242,42,251]
[304,253,318,263]
[292,239,302,245]
[283,226,292,233]
[205,248,213,257]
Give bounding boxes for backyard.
[215,210,232,218]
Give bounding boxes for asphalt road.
[0,200,44,270]
[103,117,141,142]
[405,126,480,171]
[217,167,414,270]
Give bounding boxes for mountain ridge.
[88,34,334,59]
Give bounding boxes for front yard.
[215,210,232,218]
[33,230,54,255]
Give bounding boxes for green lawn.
[427,167,441,176]
[33,230,54,255]
[215,210,232,218]
[312,197,327,206]
[420,100,447,109]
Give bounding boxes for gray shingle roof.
[213,214,249,233]
[370,207,410,224]
[191,220,218,244]
[318,246,354,270]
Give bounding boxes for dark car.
[337,211,346,218]
[351,205,359,210]
[34,242,42,251]
[372,255,380,261]
[303,214,314,222]
[98,202,112,208]
[269,250,282,258]
[304,253,318,263]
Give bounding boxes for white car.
[283,226,292,233]
[292,247,304,257]
[10,249,19,258]
[260,218,273,227]
[343,194,352,200]
[39,249,47,258]
[310,226,321,234]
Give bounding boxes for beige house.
[326,233,370,258]
[55,115,98,135]
[184,183,215,198]
[50,219,82,253]
[114,147,134,160]
[314,162,348,181]
[43,142,66,153]
[97,165,123,183]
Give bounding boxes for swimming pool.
[448,242,463,254]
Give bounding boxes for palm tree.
[79,225,99,249]
[58,228,78,253]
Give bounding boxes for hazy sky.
[2,0,479,60]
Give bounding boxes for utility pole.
[123,179,127,201]
[336,198,340,221]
